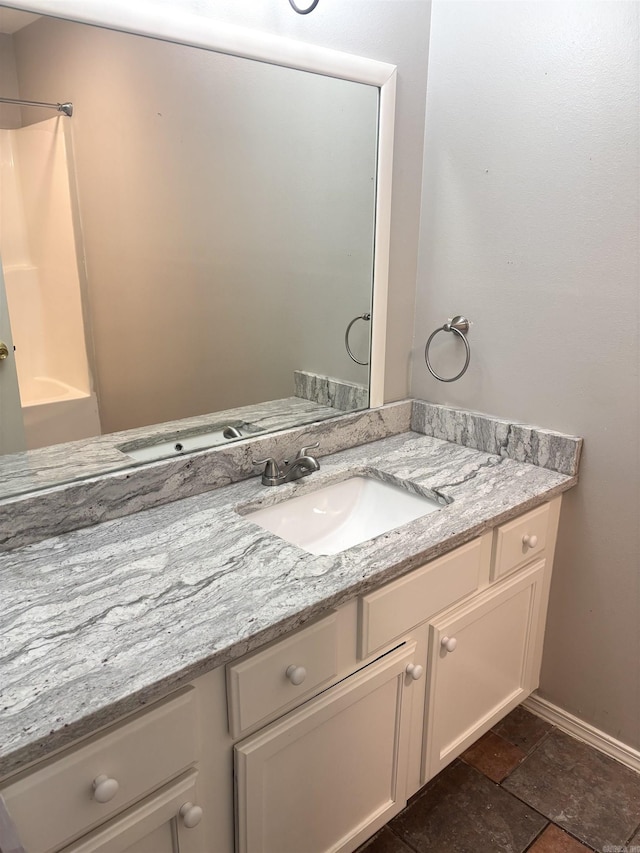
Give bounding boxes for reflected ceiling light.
[289,0,320,13]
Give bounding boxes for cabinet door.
[61,771,205,853]
[3,689,197,853]
[235,642,421,853]
[423,561,546,782]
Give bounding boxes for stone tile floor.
[360,706,640,853]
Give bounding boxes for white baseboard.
[523,694,640,774]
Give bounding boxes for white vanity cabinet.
[422,559,547,780]
[234,642,420,853]
[0,690,206,853]
[356,496,560,792]
[60,770,202,853]
[0,496,562,853]
[229,496,561,851]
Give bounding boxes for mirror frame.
[1,0,395,411]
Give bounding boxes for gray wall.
[0,33,21,128]
[414,1,640,748]
[154,0,433,403]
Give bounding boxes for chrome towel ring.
[425,315,471,382]
[345,313,371,366]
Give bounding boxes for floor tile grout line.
[390,760,578,853]
[386,824,422,853]
[506,724,557,768]
[462,737,602,852]
[522,820,551,852]
[365,711,638,853]
[522,820,600,853]
[492,724,553,761]
[498,724,637,852]
[624,821,640,846]
[495,768,600,852]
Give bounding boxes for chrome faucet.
[254,443,320,486]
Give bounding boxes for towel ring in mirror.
[289,0,320,13]
[424,315,471,382]
[345,313,371,366]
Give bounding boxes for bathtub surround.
[0,118,99,449]
[294,370,369,411]
[20,381,100,450]
[0,426,576,778]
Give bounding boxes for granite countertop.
[0,396,346,501]
[0,425,578,779]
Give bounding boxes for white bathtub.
[21,377,101,450]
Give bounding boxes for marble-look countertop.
[0,429,577,779]
[0,396,349,500]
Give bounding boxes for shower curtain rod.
[0,97,73,116]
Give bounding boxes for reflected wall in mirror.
[0,8,379,471]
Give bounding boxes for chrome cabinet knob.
[286,664,307,685]
[92,775,119,803]
[0,341,9,360]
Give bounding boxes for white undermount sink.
[246,474,444,556]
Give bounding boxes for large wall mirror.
[0,1,395,497]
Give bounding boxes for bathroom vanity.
[0,401,581,853]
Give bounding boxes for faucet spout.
[254,443,320,486]
[281,454,320,483]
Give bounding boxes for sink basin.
[246,475,443,555]
[118,421,264,462]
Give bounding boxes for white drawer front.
[61,770,202,853]
[227,613,338,738]
[2,689,197,853]
[359,535,490,658]
[492,503,550,580]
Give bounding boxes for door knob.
[0,341,9,360]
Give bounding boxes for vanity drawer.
[359,536,490,659]
[492,503,550,580]
[2,689,197,853]
[227,613,338,738]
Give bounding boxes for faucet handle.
[296,442,319,459]
[252,457,282,478]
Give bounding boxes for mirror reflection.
[0,9,378,487]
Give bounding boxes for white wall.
[414,2,640,748]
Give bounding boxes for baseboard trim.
[523,694,640,774]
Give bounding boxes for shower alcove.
[0,114,101,449]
